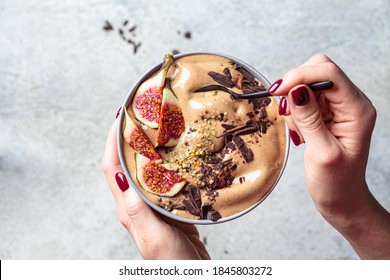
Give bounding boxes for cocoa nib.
[103,20,113,31]
[208,71,235,88]
[232,135,254,163]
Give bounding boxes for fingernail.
[115,172,129,192]
[278,97,287,115]
[268,79,283,94]
[115,107,122,119]
[289,129,301,146]
[291,86,309,106]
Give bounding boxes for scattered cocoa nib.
[233,135,254,163]
[207,210,222,222]
[171,49,180,55]
[184,31,192,39]
[103,20,114,31]
[103,20,141,54]
[208,71,235,88]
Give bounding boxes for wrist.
[316,183,390,259]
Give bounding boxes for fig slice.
[155,87,185,147]
[135,153,186,197]
[132,54,174,128]
[123,108,161,161]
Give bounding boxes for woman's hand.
[269,53,390,259]
[102,119,210,260]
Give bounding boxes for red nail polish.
[289,129,301,146]
[115,172,129,192]
[268,79,283,94]
[291,86,309,106]
[115,107,122,119]
[278,97,287,115]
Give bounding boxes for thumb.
[288,85,333,149]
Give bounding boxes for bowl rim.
[117,51,290,225]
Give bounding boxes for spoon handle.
[308,81,334,91]
[236,80,334,99]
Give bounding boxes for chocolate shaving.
[233,136,254,163]
[207,210,222,222]
[233,126,259,137]
[221,123,236,130]
[208,71,235,88]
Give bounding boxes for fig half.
[135,153,186,197]
[132,54,174,128]
[155,87,185,147]
[123,108,161,161]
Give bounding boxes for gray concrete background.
[1,0,389,259]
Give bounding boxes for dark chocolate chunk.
[207,210,222,222]
[208,71,235,88]
[223,67,232,80]
[201,204,212,219]
[226,141,236,151]
[183,200,200,216]
[233,136,254,163]
[189,185,202,209]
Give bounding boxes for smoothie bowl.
[117,52,289,224]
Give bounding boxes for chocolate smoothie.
[121,53,287,223]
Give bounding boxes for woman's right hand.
[269,53,390,259]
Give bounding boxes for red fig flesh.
[132,54,174,128]
[123,108,161,161]
[135,153,186,197]
[155,87,185,147]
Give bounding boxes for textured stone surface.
[0,0,389,259]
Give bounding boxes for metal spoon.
[194,81,334,99]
